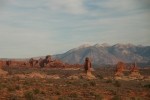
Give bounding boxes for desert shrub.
[143,84,150,88]
[89,92,95,96]
[130,97,142,100]
[47,79,52,84]
[23,79,34,86]
[69,93,78,98]
[12,76,20,81]
[97,74,104,79]
[24,91,35,100]
[89,81,96,87]
[112,95,121,100]
[0,83,5,90]
[88,92,104,100]
[9,94,19,100]
[106,79,113,83]
[33,88,40,95]
[7,85,16,92]
[40,91,46,95]
[54,91,61,95]
[108,89,117,95]
[82,83,89,88]
[95,94,103,100]
[66,80,73,85]
[114,81,121,87]
[15,85,21,90]
[58,96,70,100]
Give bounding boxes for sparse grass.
[33,88,40,95]
[143,84,150,88]
[82,82,89,88]
[9,94,20,100]
[15,85,21,90]
[112,95,122,100]
[89,80,96,86]
[58,96,70,100]
[24,91,35,100]
[95,94,104,100]
[7,84,16,92]
[97,74,104,79]
[0,67,150,99]
[114,81,121,87]
[106,79,113,83]
[130,97,143,100]
[53,91,61,95]
[0,83,5,90]
[69,93,78,98]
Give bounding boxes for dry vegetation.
[0,67,150,100]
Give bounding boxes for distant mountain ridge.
[53,43,150,66]
[1,43,150,66]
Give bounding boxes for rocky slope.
[53,43,150,66]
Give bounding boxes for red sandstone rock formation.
[4,60,29,67]
[0,60,4,68]
[49,59,65,68]
[0,55,82,69]
[130,62,139,72]
[115,61,126,76]
[84,57,92,73]
[29,58,39,67]
[83,57,96,79]
[129,62,142,78]
[39,55,52,68]
[0,60,8,76]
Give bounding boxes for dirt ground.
[0,67,150,100]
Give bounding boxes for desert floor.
[0,67,150,100]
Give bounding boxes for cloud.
[46,0,86,14]
[0,0,150,58]
[4,0,86,15]
[98,0,137,11]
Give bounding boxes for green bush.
[58,96,70,100]
[54,91,61,95]
[0,83,5,90]
[106,79,113,83]
[15,85,21,90]
[95,94,103,100]
[130,97,143,100]
[24,91,35,100]
[97,74,104,79]
[9,94,19,100]
[89,81,96,87]
[143,84,150,88]
[33,88,40,95]
[82,83,89,88]
[114,81,121,87]
[69,93,78,98]
[7,85,15,92]
[112,95,121,100]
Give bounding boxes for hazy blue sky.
[0,0,150,58]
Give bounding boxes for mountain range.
[53,43,150,66]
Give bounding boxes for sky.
[0,0,150,58]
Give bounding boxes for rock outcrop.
[129,63,143,78]
[0,60,8,76]
[115,61,126,76]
